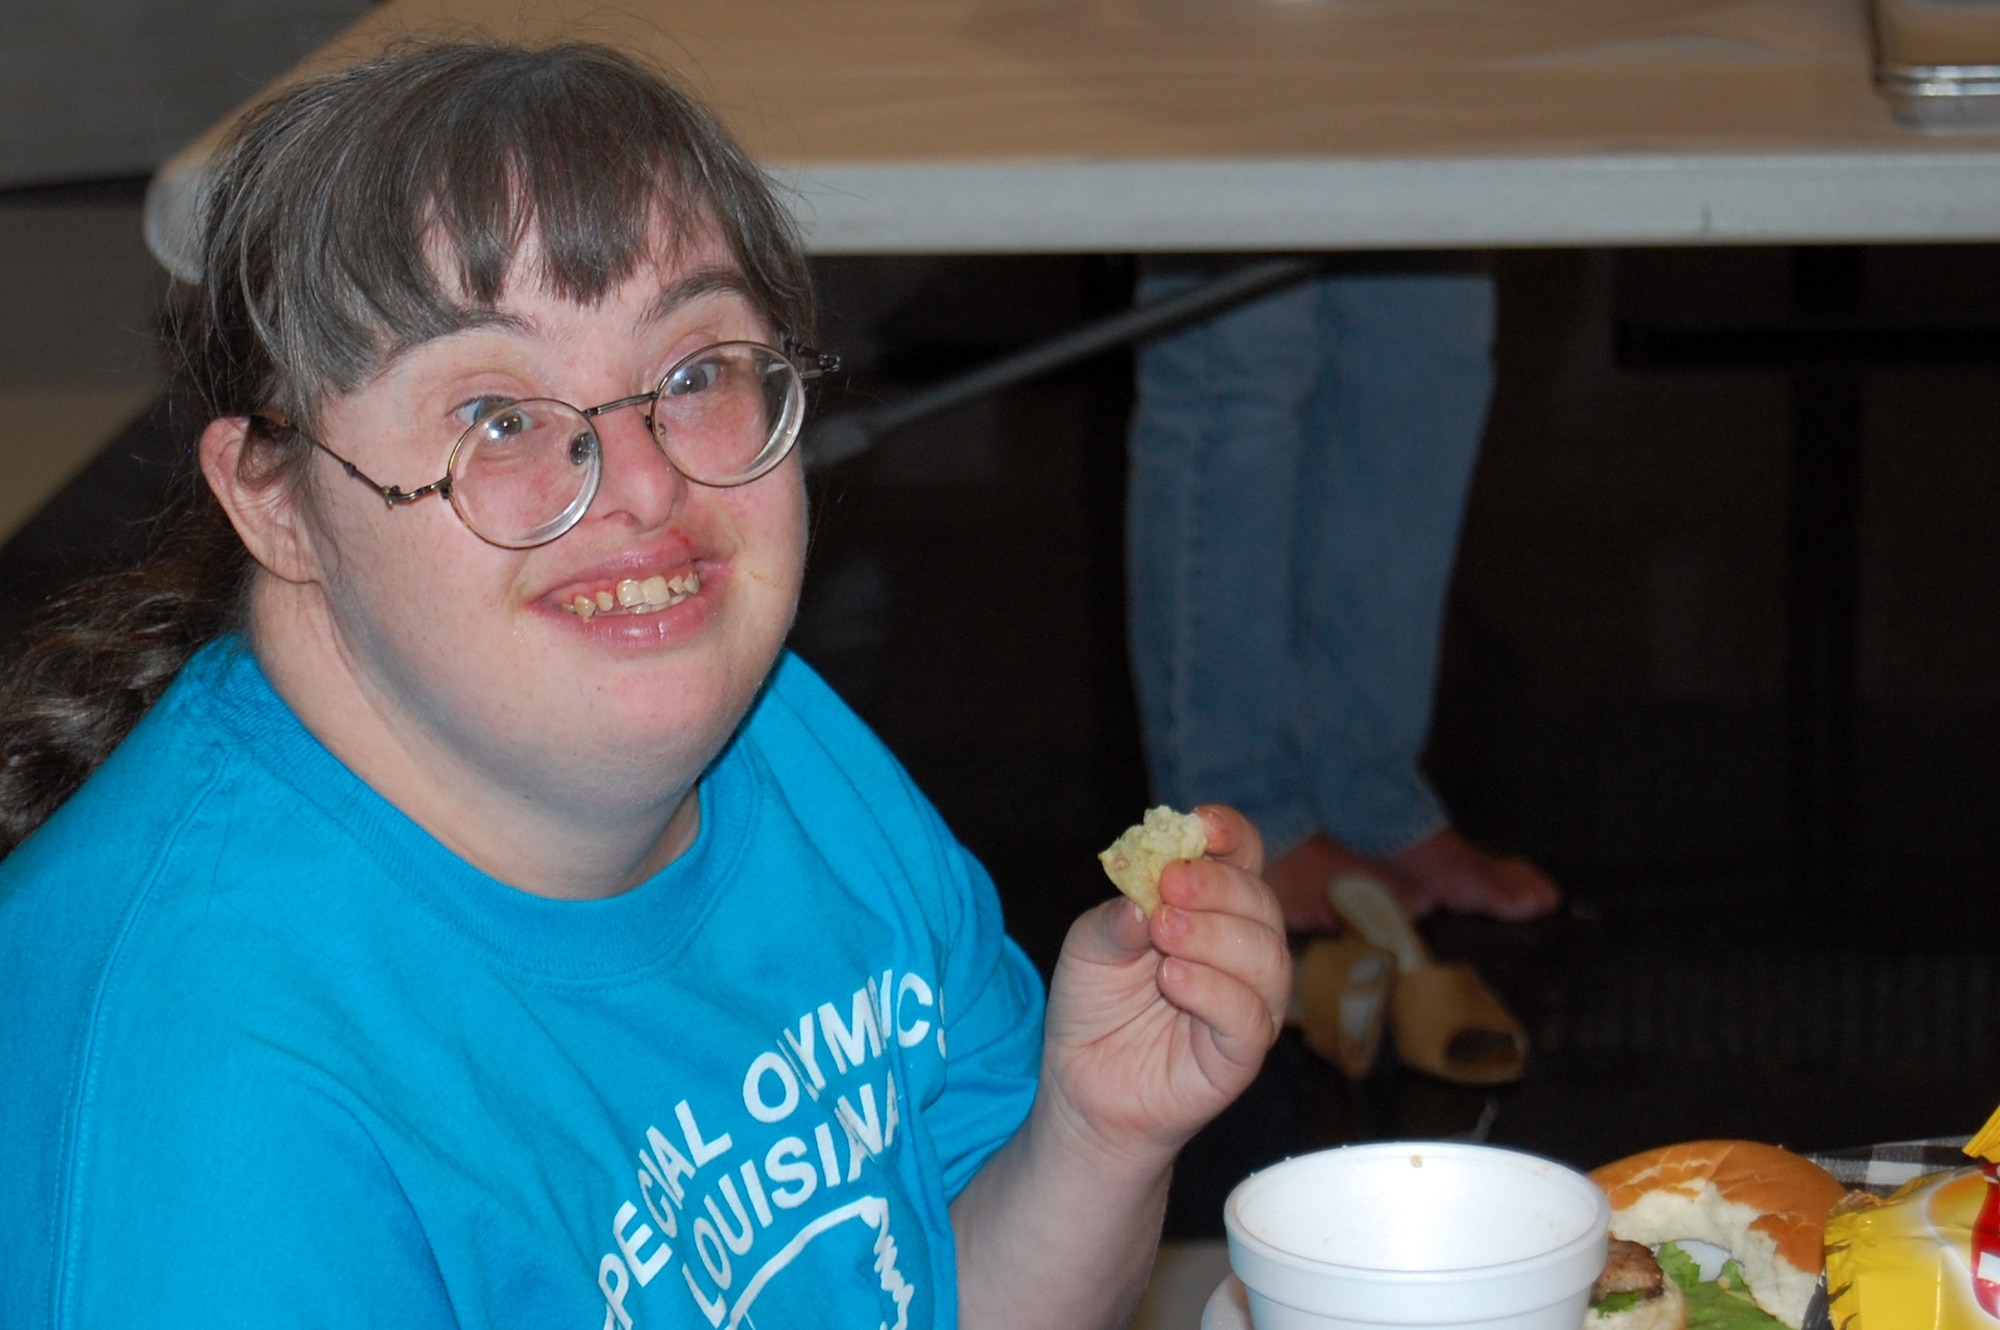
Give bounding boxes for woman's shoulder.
[3,645,237,885]
[736,651,938,832]
[0,635,382,1037]
[749,650,881,743]
[721,651,986,912]
[5,639,265,874]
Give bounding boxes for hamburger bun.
[1589,1140,1844,1330]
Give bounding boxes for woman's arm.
[950,806,1290,1329]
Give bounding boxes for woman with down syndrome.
[0,40,1288,1329]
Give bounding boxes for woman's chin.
[534,636,780,771]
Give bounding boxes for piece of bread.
[1589,1141,1845,1330]
[1097,806,1207,916]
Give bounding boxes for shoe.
[1328,872,1528,1086]
[1291,935,1397,1080]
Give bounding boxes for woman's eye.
[455,395,516,428]
[664,357,725,397]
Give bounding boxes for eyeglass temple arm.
[778,339,839,381]
[307,436,450,506]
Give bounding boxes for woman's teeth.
[563,571,700,619]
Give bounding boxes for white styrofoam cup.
[1223,1142,1610,1330]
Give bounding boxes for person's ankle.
[1264,834,1344,933]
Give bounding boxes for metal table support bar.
[801,256,1323,468]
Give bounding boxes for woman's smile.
[556,570,701,619]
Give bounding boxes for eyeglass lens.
[650,343,804,485]
[445,343,804,548]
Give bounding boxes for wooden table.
[145,0,2000,277]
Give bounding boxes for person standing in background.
[1126,259,1561,932]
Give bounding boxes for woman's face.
[280,228,807,820]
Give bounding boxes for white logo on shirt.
[594,970,939,1329]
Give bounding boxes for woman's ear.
[198,417,320,585]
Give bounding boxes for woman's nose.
[584,399,685,527]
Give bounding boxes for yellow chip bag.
[1823,1104,2000,1330]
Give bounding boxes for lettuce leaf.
[1655,1242,1786,1330]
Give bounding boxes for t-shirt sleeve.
[927,845,1046,1199]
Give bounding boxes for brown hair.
[0,40,814,855]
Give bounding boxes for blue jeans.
[1125,267,1496,859]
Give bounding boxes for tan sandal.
[1329,872,1528,1086]
[1291,935,1397,1080]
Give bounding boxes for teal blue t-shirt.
[0,638,1044,1328]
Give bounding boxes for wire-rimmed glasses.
[296,341,838,549]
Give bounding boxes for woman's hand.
[1040,805,1290,1169]
[950,805,1288,1329]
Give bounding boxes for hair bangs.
[419,58,710,311]
[187,42,813,429]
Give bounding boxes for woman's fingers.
[1149,863,1291,1026]
[1190,804,1265,878]
[1153,946,1286,1075]
[1157,850,1284,941]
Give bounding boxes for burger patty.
[1593,1240,1666,1301]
